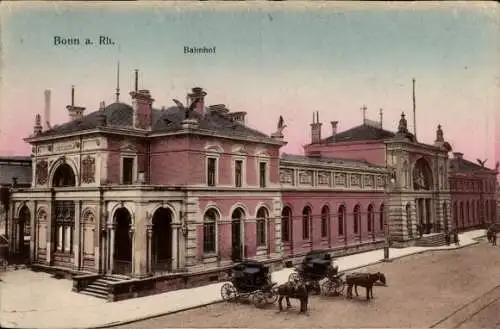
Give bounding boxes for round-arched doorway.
[113,208,133,274]
[151,207,173,273]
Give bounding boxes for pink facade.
[7,83,498,282]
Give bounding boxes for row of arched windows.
[452,199,497,228]
[202,206,270,255]
[281,204,385,242]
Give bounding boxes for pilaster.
[132,203,148,277]
[73,201,81,269]
[184,197,200,268]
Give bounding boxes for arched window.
[52,163,76,187]
[338,205,345,236]
[203,209,218,254]
[321,206,329,238]
[367,204,374,232]
[281,207,292,242]
[256,207,268,246]
[379,204,385,231]
[302,206,311,240]
[353,205,360,234]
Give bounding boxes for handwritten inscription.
[54,36,115,46]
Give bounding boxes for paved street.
[111,242,500,329]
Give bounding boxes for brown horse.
[276,281,309,314]
[346,272,386,300]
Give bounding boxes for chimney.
[330,121,338,140]
[310,111,322,144]
[379,108,383,128]
[130,89,154,130]
[66,85,86,121]
[227,111,247,125]
[453,152,463,159]
[187,87,207,116]
[209,104,230,115]
[99,101,106,111]
[43,89,51,130]
[33,114,42,135]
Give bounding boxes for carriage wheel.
[252,291,267,308]
[220,283,238,302]
[288,272,301,283]
[265,287,279,304]
[321,280,333,295]
[332,278,345,294]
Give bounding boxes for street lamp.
[383,173,396,262]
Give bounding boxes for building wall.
[450,174,498,230]
[281,191,385,257]
[305,141,387,166]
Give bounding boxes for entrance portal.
[231,208,245,261]
[151,207,173,273]
[18,205,30,259]
[113,208,132,274]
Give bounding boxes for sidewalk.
[0,229,486,329]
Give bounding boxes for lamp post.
[383,174,396,262]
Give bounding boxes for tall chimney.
[44,89,51,130]
[66,85,85,121]
[187,87,207,116]
[310,111,322,144]
[134,69,139,92]
[379,108,383,128]
[413,78,417,141]
[330,121,338,140]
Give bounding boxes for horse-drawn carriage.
[220,260,278,307]
[288,250,345,295]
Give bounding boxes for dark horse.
[346,272,386,300]
[276,281,309,314]
[487,229,497,246]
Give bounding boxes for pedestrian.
[445,230,450,246]
[493,232,497,246]
[454,230,460,247]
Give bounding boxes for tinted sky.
[1,2,498,167]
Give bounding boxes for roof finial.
[71,85,75,107]
[361,105,367,123]
[115,61,120,102]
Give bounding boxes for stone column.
[132,205,148,278]
[46,200,53,265]
[73,202,81,270]
[171,224,178,271]
[29,201,37,264]
[108,223,115,274]
[146,224,152,274]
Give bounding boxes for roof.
[0,156,31,162]
[0,161,32,186]
[449,157,496,173]
[31,102,278,144]
[280,153,385,170]
[323,124,396,143]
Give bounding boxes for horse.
[276,281,309,314]
[345,272,386,300]
[487,229,497,246]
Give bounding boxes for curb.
[92,299,225,329]
[32,234,489,329]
